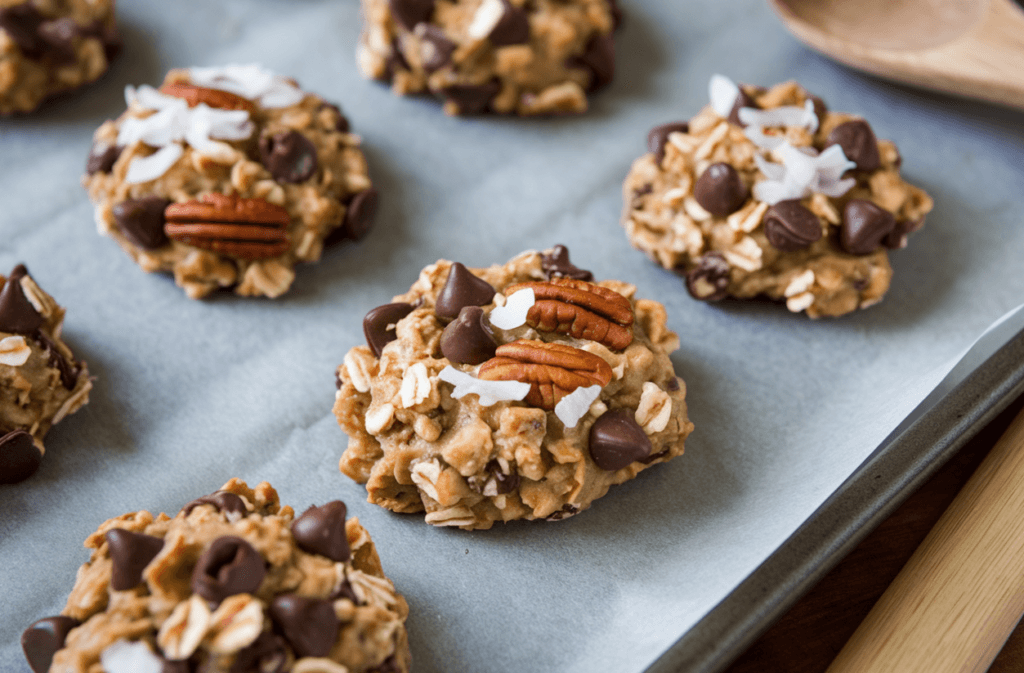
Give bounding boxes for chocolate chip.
[363,302,415,358]
[0,265,43,335]
[808,94,827,126]
[440,306,497,365]
[647,122,688,165]
[727,87,758,127]
[607,0,623,29]
[693,163,748,216]
[112,197,171,250]
[415,24,455,72]
[439,79,501,114]
[588,409,652,471]
[86,143,122,175]
[383,37,411,81]
[230,631,288,673]
[291,500,350,563]
[180,490,248,518]
[191,536,265,604]
[32,330,79,390]
[685,252,731,301]
[37,18,78,63]
[22,616,80,673]
[666,377,680,391]
[342,187,378,241]
[638,448,669,464]
[489,0,530,46]
[435,262,495,321]
[269,595,340,658]
[884,217,923,249]
[258,131,318,184]
[320,103,350,133]
[546,503,579,521]
[330,578,360,603]
[389,0,435,30]
[105,529,164,591]
[840,199,895,255]
[763,200,822,251]
[826,120,880,172]
[566,32,615,92]
[161,659,194,673]
[467,459,520,495]
[0,430,42,485]
[541,244,592,282]
[0,4,45,58]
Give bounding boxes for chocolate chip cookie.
[83,65,377,299]
[358,0,619,115]
[0,0,120,114]
[21,479,411,673]
[334,247,692,530]
[0,264,90,484]
[622,76,934,317]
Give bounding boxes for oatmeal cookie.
[334,246,692,530]
[83,64,377,299]
[0,264,90,484]
[0,0,119,114]
[358,0,619,115]
[622,75,934,318]
[21,479,411,673]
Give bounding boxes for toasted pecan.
[477,340,612,410]
[164,193,290,260]
[502,278,634,350]
[159,82,256,113]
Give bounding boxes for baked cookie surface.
[0,264,90,484]
[21,479,411,673]
[84,65,376,299]
[0,0,119,114]
[358,0,618,115]
[334,247,692,530]
[622,76,934,318]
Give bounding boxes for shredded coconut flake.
[753,142,856,204]
[709,74,740,118]
[488,288,534,330]
[188,64,304,108]
[468,0,504,39]
[554,385,602,428]
[100,640,165,673]
[124,144,184,185]
[438,366,530,406]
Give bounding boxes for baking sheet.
[2,1,1024,672]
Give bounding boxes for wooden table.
[724,391,1024,673]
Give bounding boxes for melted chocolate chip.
[32,330,79,390]
[647,122,688,165]
[727,87,758,127]
[330,578,360,603]
[291,500,350,563]
[439,79,501,114]
[105,529,165,591]
[884,217,923,249]
[566,32,615,91]
[86,143,122,175]
[0,429,42,485]
[588,409,651,471]
[840,199,895,255]
[685,252,731,301]
[826,120,880,172]
[191,536,266,604]
[181,490,248,518]
[763,200,822,251]
[489,0,530,46]
[546,504,579,521]
[0,265,43,335]
[22,616,80,673]
[541,244,593,282]
[229,631,288,673]
[0,4,45,58]
[36,17,78,63]
[466,459,521,495]
[435,263,496,321]
[389,0,435,30]
[693,163,748,216]
[112,197,171,250]
[363,302,415,358]
[666,377,680,391]
[258,130,318,184]
[342,187,378,241]
[269,595,340,658]
[440,306,497,365]
[383,37,411,81]
[416,24,455,72]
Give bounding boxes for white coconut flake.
[438,366,530,407]
[100,640,165,673]
[554,385,602,428]
[741,100,819,150]
[488,289,534,330]
[468,0,504,39]
[124,144,184,185]
[753,142,855,204]
[124,84,181,111]
[188,64,304,108]
[709,74,740,118]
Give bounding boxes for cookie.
[21,479,411,673]
[83,64,377,299]
[622,75,934,318]
[334,247,692,530]
[358,0,619,115]
[0,264,90,484]
[0,0,120,114]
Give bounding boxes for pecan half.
[164,193,290,260]
[477,340,612,410]
[502,278,635,350]
[159,82,256,113]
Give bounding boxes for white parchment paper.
[2,1,1024,671]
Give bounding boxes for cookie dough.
[358,0,619,115]
[83,64,377,299]
[0,264,90,484]
[334,246,692,530]
[0,0,119,115]
[21,479,411,673]
[622,75,934,318]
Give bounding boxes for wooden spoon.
[767,0,1024,109]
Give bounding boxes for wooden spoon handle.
[827,404,1024,673]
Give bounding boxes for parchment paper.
[2,1,1024,672]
